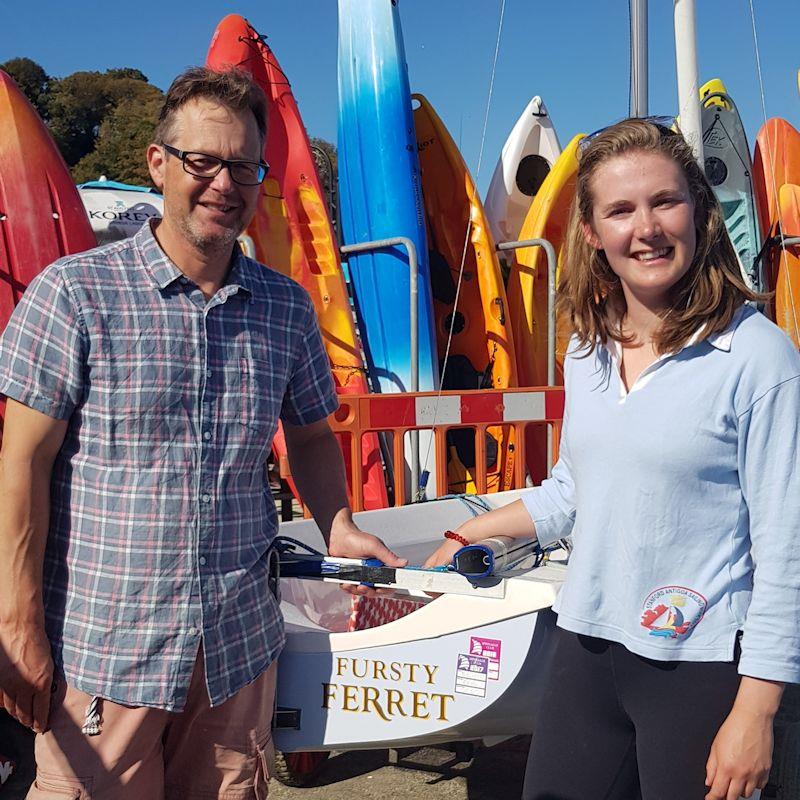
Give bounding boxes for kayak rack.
[337,236,558,497]
[340,237,421,490]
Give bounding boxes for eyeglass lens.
[183,152,265,185]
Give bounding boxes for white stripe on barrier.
[502,391,546,422]
[415,395,461,426]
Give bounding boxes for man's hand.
[0,618,53,733]
[327,510,407,597]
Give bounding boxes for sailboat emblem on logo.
[640,586,707,639]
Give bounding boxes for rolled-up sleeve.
[0,264,87,419]
[522,348,577,547]
[737,376,800,683]
[521,416,576,547]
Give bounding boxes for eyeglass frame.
[578,115,679,153]
[160,142,270,186]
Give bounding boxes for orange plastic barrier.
[281,386,565,511]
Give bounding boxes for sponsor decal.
[470,636,501,680]
[640,585,707,639]
[455,653,488,698]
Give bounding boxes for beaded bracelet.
[444,529,469,547]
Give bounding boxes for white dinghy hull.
[275,490,565,752]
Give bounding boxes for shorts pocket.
[253,732,275,799]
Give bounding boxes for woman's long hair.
[558,118,763,355]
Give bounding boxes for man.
[0,67,403,799]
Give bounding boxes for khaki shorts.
[27,648,277,800]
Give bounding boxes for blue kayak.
[337,0,438,398]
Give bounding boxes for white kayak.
[484,97,562,248]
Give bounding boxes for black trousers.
[522,622,741,800]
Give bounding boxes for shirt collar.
[135,220,257,299]
[603,304,751,360]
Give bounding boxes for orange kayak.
[207,15,387,510]
[752,118,800,239]
[769,185,800,347]
[413,93,518,493]
[0,70,96,438]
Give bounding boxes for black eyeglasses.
[161,143,269,186]
[578,115,679,153]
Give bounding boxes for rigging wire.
[415,0,507,500]
[747,0,798,340]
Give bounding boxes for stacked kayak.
[507,135,584,484]
[207,14,388,510]
[413,93,518,493]
[0,70,96,437]
[752,118,800,347]
[699,79,762,291]
[337,0,439,499]
[484,96,561,253]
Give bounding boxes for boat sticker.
[455,653,488,698]
[470,636,501,680]
[640,585,708,640]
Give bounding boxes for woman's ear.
[581,220,602,250]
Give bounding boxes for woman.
[425,118,800,800]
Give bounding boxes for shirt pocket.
[238,356,284,434]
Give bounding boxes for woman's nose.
[635,207,662,239]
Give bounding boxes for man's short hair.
[154,67,267,145]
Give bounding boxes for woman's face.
[583,150,697,312]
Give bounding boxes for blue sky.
[2,1,798,194]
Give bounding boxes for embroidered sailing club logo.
[640,586,707,639]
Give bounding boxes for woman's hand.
[705,677,781,800]
[423,537,464,569]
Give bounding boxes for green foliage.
[72,89,163,186]
[45,71,164,171]
[0,57,50,117]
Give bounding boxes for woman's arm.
[423,498,537,567]
[705,676,783,800]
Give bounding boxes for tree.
[72,87,163,186]
[45,69,164,171]
[0,57,49,118]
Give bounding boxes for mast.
[629,0,648,117]
[673,0,703,163]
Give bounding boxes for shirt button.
[203,430,212,441]
[206,369,213,379]
[188,626,199,636]
[199,556,207,566]
[179,276,189,285]
[201,493,211,504]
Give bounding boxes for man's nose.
[209,164,235,191]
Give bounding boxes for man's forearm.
[285,426,351,543]
[0,457,51,624]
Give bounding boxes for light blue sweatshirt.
[522,306,800,683]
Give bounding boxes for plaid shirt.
[0,222,337,710]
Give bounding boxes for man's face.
[147,97,263,252]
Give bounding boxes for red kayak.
[0,70,96,438]
[207,15,388,510]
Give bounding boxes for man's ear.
[146,143,166,193]
[581,220,602,250]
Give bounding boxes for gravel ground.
[0,711,528,800]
